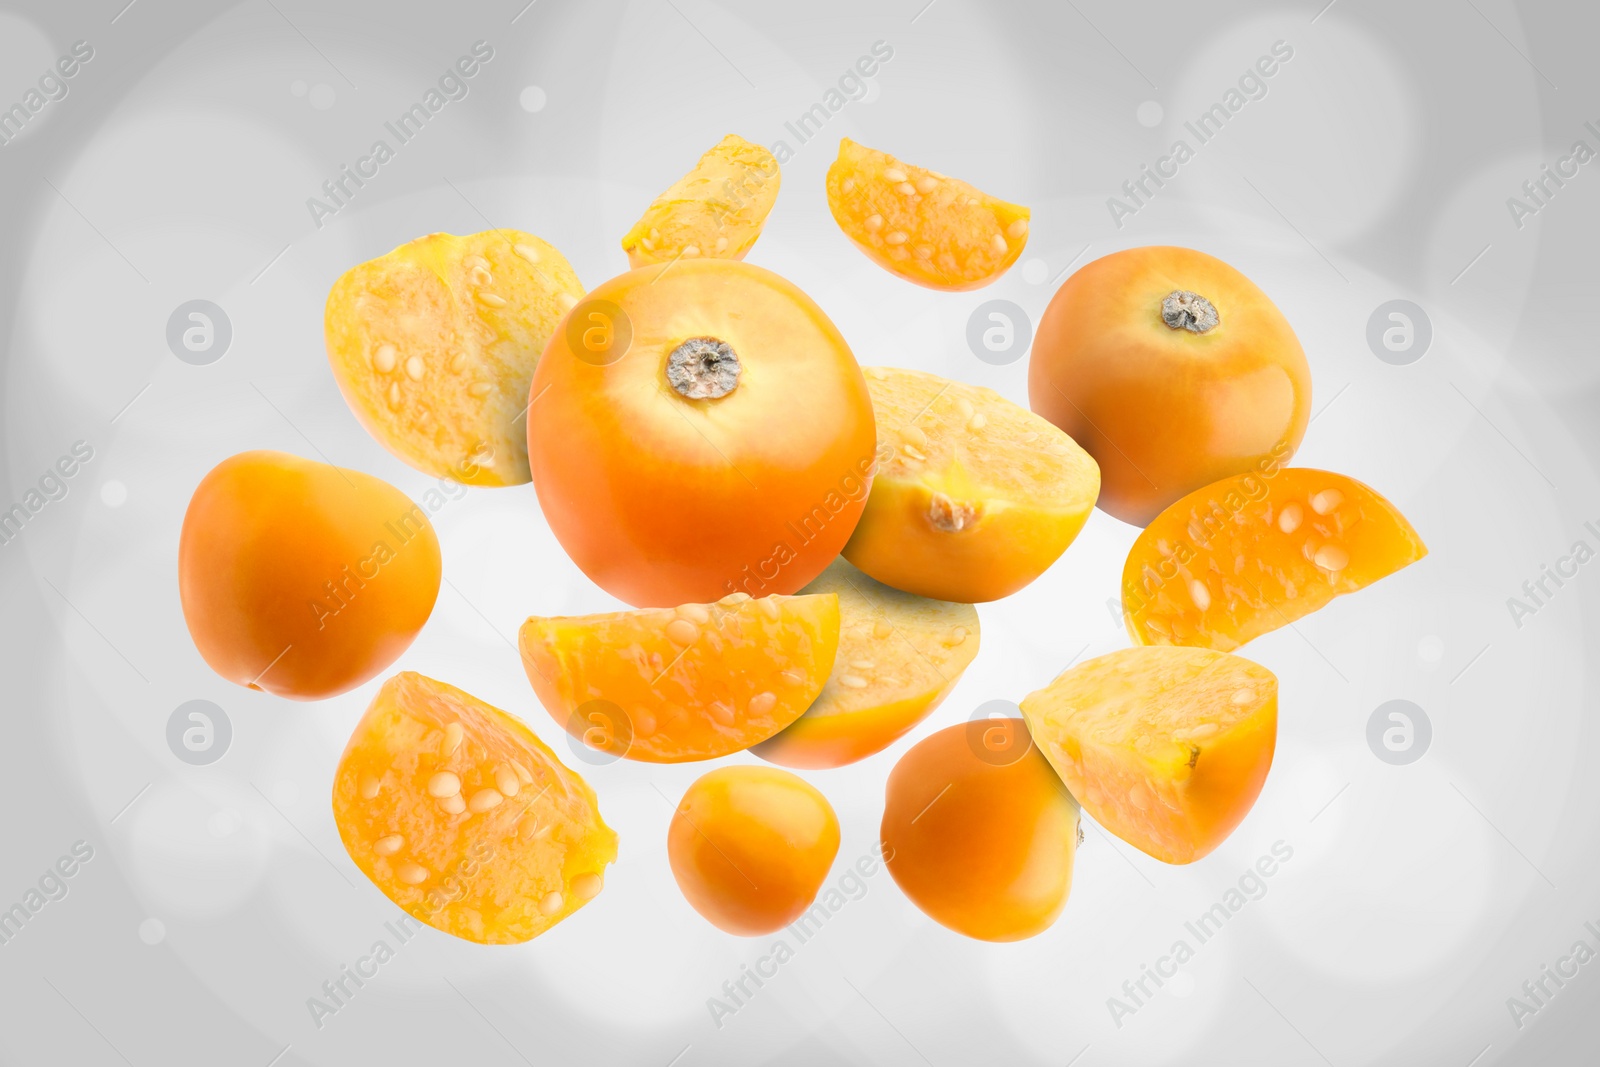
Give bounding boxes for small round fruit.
[881,720,1078,941]
[1029,246,1312,525]
[668,766,840,935]
[179,450,441,700]
[529,259,877,607]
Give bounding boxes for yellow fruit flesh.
[1021,647,1277,864]
[753,559,980,768]
[324,230,584,486]
[843,367,1100,602]
[332,672,617,944]
[621,134,780,267]
[519,593,840,763]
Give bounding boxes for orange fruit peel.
[332,672,617,944]
[621,134,780,267]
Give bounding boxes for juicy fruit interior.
[519,592,841,763]
[825,138,1029,290]
[621,134,780,267]
[753,558,979,768]
[1021,646,1277,865]
[324,230,584,486]
[332,672,617,945]
[1124,467,1428,651]
[843,366,1100,602]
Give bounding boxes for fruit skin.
[1124,467,1428,651]
[826,138,1029,291]
[519,592,840,763]
[528,258,878,607]
[1020,646,1277,865]
[753,558,979,768]
[1029,246,1312,526]
[178,450,440,700]
[881,720,1079,942]
[621,134,780,267]
[332,672,617,945]
[668,766,840,936]
[842,367,1100,602]
[325,230,584,486]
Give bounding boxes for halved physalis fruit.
[332,672,617,944]
[621,134,780,267]
[1020,647,1277,864]
[842,367,1100,602]
[754,559,979,768]
[1123,468,1427,651]
[519,593,840,763]
[325,229,584,486]
[825,138,1029,290]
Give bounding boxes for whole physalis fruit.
[1020,646,1277,865]
[842,367,1099,602]
[825,138,1029,290]
[519,591,840,763]
[668,766,839,936]
[178,450,440,700]
[753,558,979,769]
[621,134,780,267]
[1123,467,1427,651]
[1029,246,1312,525]
[528,259,877,606]
[881,720,1079,941]
[332,672,617,944]
[325,229,584,486]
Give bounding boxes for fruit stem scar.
[1161,290,1220,334]
[666,337,741,399]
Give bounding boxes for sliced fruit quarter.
[519,592,840,763]
[825,138,1029,290]
[332,672,617,945]
[753,558,979,768]
[1123,467,1427,651]
[843,366,1100,602]
[1020,646,1277,865]
[621,134,780,267]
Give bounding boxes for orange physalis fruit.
[881,720,1079,941]
[753,558,979,769]
[668,766,840,936]
[1020,647,1277,864]
[1122,468,1427,651]
[621,134,780,267]
[842,367,1100,602]
[332,672,617,944]
[518,592,840,763]
[825,138,1029,290]
[325,229,584,485]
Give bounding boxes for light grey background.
[2,0,1597,1063]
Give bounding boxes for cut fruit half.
[621,134,780,267]
[753,559,979,768]
[332,672,617,944]
[1122,467,1427,651]
[825,138,1029,290]
[519,592,840,763]
[843,366,1100,602]
[1020,646,1277,864]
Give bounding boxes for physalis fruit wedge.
[1123,468,1427,651]
[843,367,1100,602]
[1020,647,1277,865]
[332,672,617,945]
[621,134,780,268]
[325,229,584,485]
[825,138,1029,290]
[519,592,840,763]
[754,558,979,769]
